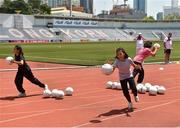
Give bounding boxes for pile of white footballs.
[5,56,74,99]
[136,83,166,95]
[105,81,166,96]
[43,87,74,99]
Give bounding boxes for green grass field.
[0,41,180,66]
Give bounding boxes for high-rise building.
[133,0,147,13]
[164,0,180,17]
[46,0,63,8]
[157,12,164,20]
[80,0,93,14]
[0,0,4,6]
[172,0,179,8]
[42,0,80,8]
[72,0,80,6]
[88,0,93,14]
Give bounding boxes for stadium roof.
[34,15,180,23]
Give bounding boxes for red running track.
[0,59,180,127]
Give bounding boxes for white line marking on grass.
[73,100,180,128]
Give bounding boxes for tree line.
[0,0,51,15]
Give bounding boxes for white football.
[101,64,113,75]
[56,90,65,99]
[43,89,52,98]
[145,83,152,92]
[116,82,122,90]
[106,81,113,89]
[112,82,118,89]
[153,43,161,48]
[157,86,166,94]
[5,56,14,64]
[149,86,158,96]
[65,87,74,96]
[51,89,59,98]
[136,83,143,93]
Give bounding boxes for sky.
[94,0,179,18]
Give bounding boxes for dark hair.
[168,33,172,36]
[115,48,129,59]
[14,45,24,55]
[137,35,142,40]
[168,33,172,40]
[144,41,153,48]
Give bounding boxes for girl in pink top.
[133,41,159,83]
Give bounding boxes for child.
[112,48,140,111]
[10,45,48,97]
[134,33,146,53]
[133,41,159,84]
[164,33,173,64]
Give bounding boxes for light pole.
[70,0,72,17]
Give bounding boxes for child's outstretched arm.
[11,60,24,65]
[107,59,116,73]
[142,36,146,41]
[151,47,159,57]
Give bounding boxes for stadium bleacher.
[1,14,180,42]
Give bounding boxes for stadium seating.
[1,14,180,42]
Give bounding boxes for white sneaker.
[18,92,26,97]
[134,96,140,102]
[45,84,49,90]
[128,102,133,111]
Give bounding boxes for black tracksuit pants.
[120,77,138,103]
[14,67,45,93]
[133,61,144,83]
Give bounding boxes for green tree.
[0,0,13,13]
[28,0,41,9]
[0,0,50,15]
[1,0,11,8]
[143,16,155,21]
[165,14,180,20]
[0,0,32,14]
[40,4,51,15]
[10,0,32,14]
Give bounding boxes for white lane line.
[73,100,179,128]
[0,97,121,123]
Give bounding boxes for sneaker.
[45,84,49,90]
[134,96,140,102]
[18,92,26,97]
[128,102,133,111]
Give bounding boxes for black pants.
[14,68,45,93]
[133,61,144,83]
[120,77,138,103]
